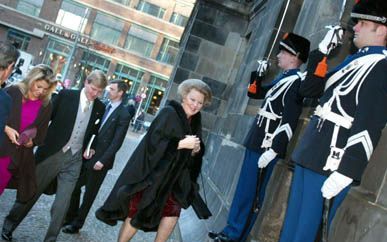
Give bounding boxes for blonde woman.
[97,79,212,242]
[0,64,56,202]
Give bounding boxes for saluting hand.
[319,25,344,55]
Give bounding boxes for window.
[16,0,44,17]
[7,30,31,51]
[43,39,72,76]
[56,0,88,32]
[170,13,189,27]
[125,24,158,58]
[114,63,145,96]
[156,38,179,65]
[142,75,168,115]
[77,51,111,84]
[110,0,131,6]
[91,13,124,46]
[136,0,165,19]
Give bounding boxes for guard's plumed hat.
[351,0,387,25]
[279,32,310,63]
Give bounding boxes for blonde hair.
[16,64,56,106]
[177,79,212,106]
[85,70,108,89]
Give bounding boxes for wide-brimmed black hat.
[351,0,387,25]
[279,32,310,63]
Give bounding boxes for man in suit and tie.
[62,79,132,234]
[1,70,107,242]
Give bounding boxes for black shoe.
[1,230,12,241]
[62,225,80,234]
[215,233,235,242]
[208,231,220,239]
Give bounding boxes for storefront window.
[142,75,167,115]
[124,24,157,58]
[7,29,31,51]
[169,13,189,27]
[110,0,131,6]
[91,13,124,46]
[156,38,179,65]
[16,0,43,17]
[56,0,88,32]
[113,63,144,96]
[77,51,111,84]
[136,0,165,19]
[42,39,72,76]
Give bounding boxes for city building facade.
[0,0,195,114]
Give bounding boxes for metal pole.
[62,7,89,86]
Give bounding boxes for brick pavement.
[0,131,182,242]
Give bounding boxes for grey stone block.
[231,115,254,145]
[214,10,247,34]
[359,126,387,205]
[204,97,221,113]
[202,76,227,98]
[330,190,387,242]
[209,141,245,198]
[201,111,218,131]
[186,36,201,53]
[196,5,218,24]
[191,21,229,46]
[203,133,223,174]
[180,52,199,71]
[174,67,190,84]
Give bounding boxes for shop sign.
[44,24,90,44]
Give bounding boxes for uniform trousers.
[222,149,278,241]
[2,149,82,242]
[279,165,350,242]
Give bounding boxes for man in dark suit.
[1,70,107,242]
[62,79,132,234]
[0,42,19,145]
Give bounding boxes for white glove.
[318,25,344,55]
[258,148,277,168]
[256,59,269,77]
[321,171,353,199]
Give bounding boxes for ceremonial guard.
[209,33,310,242]
[280,0,387,241]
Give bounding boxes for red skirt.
[128,191,181,218]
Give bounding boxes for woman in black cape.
[96,79,212,242]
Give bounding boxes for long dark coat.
[96,100,207,231]
[0,86,52,202]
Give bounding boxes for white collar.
[80,88,94,111]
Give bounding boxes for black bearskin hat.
[351,0,387,25]
[279,32,310,63]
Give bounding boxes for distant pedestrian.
[133,110,144,132]
[127,99,136,123]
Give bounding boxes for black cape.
[96,100,209,231]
